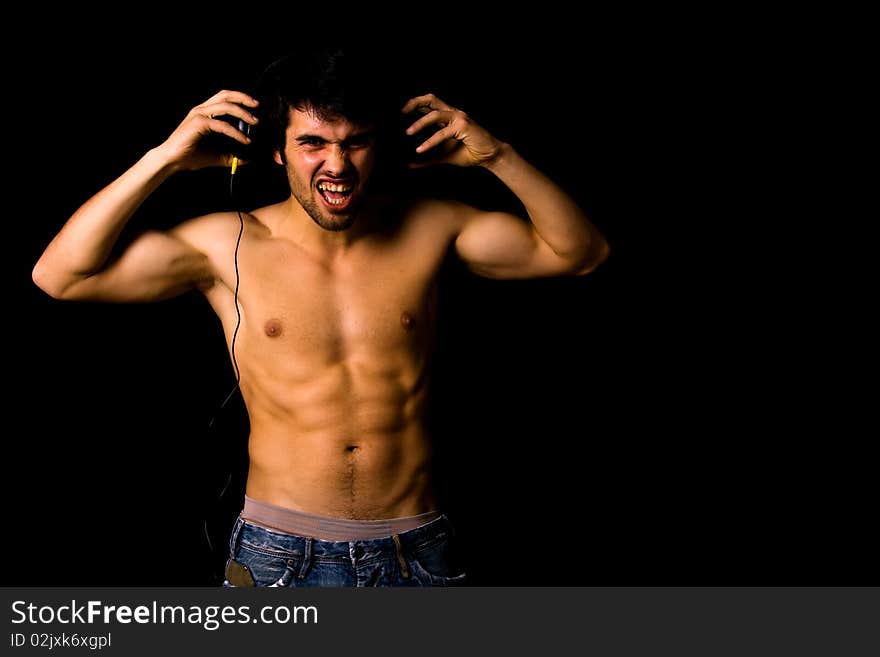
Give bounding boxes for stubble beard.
[290,175,359,233]
[297,191,355,232]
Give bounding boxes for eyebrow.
[294,130,375,145]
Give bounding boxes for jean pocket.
[223,558,256,587]
[232,546,300,588]
[409,558,467,586]
[409,538,467,587]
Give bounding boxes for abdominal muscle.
[238,349,437,520]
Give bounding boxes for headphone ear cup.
[233,115,254,161]
[202,109,255,161]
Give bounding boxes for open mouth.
[317,180,354,211]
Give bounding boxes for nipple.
[264,319,283,338]
[400,312,416,331]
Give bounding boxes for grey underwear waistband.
[241,496,443,541]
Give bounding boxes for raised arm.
[402,94,609,279]
[32,90,258,301]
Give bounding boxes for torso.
[190,197,462,519]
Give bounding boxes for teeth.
[318,182,352,193]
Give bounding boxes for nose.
[324,144,350,177]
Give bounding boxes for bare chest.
[235,238,441,364]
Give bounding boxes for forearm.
[33,147,176,296]
[484,144,605,265]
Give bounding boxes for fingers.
[196,100,259,125]
[401,93,453,115]
[405,109,455,136]
[204,117,252,144]
[415,125,456,154]
[187,93,258,146]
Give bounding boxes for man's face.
[275,107,377,232]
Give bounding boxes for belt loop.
[228,514,245,556]
[392,534,410,579]
[444,514,456,538]
[297,537,313,579]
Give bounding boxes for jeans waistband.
[230,510,454,562]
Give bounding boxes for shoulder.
[169,208,271,253]
[395,197,481,236]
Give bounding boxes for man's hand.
[402,94,504,168]
[155,90,259,171]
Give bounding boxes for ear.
[273,149,285,166]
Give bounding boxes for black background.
[5,19,872,586]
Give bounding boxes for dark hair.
[252,48,397,162]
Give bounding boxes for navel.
[400,311,416,331]
[264,319,283,338]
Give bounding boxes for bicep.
[61,229,213,302]
[454,211,577,279]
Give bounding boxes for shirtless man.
[32,51,609,587]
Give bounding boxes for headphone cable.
[203,163,245,567]
[228,170,244,389]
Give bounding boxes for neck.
[273,195,374,257]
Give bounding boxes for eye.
[300,138,325,148]
[346,135,373,149]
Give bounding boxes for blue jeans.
[223,514,468,587]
